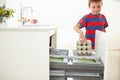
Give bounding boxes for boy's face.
[89,1,102,15]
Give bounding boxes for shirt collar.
[89,13,100,16]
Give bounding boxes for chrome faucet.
[20,7,33,25]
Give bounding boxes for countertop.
[0,24,59,31]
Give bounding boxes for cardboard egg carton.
[76,40,92,56]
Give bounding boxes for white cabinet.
[0,26,58,80]
[104,50,120,80]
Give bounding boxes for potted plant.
[0,5,14,24]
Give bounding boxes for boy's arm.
[73,24,86,42]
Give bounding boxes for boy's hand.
[79,33,86,43]
[73,24,86,42]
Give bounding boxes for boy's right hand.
[79,33,86,43]
[73,24,86,42]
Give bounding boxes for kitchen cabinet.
[0,25,58,80]
[104,50,120,80]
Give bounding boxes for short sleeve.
[77,16,87,28]
[104,17,108,28]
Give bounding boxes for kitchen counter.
[0,25,59,31]
[0,25,58,80]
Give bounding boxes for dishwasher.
[50,49,104,80]
[50,30,107,80]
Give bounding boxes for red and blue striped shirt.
[77,13,108,49]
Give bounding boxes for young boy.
[73,0,108,49]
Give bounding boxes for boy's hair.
[88,0,102,7]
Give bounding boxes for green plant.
[0,6,14,23]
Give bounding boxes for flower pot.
[0,23,7,27]
[0,17,7,27]
[0,17,5,23]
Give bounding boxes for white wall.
[6,0,120,49]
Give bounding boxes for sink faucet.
[20,7,33,25]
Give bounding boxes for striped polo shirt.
[77,13,108,49]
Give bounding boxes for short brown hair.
[88,0,102,7]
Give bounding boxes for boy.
[73,0,108,49]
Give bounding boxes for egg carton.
[76,40,92,56]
